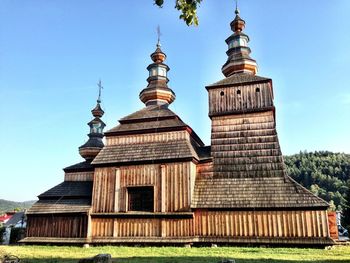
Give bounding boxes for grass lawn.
[1,245,350,263]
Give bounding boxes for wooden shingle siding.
[211,111,284,178]
[194,210,329,239]
[27,215,88,238]
[192,176,328,208]
[64,172,94,181]
[92,140,198,164]
[208,82,273,116]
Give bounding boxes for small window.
[158,68,166,77]
[237,89,241,95]
[128,186,154,212]
[220,91,225,96]
[256,87,260,92]
[150,68,157,76]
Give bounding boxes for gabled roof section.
[28,181,93,215]
[94,104,208,166]
[105,104,204,146]
[27,199,91,214]
[196,146,212,161]
[119,104,178,123]
[106,105,187,135]
[206,73,271,89]
[92,140,200,165]
[63,161,94,173]
[107,119,187,134]
[38,181,92,199]
[192,175,329,209]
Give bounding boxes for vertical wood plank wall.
[92,162,194,213]
[92,167,116,213]
[194,210,329,238]
[64,172,94,181]
[27,215,88,238]
[90,210,329,239]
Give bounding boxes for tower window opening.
[237,89,241,95]
[256,87,260,92]
[128,186,154,212]
[220,91,225,96]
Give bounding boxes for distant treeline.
[0,199,35,214]
[284,151,350,211]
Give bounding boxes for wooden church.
[23,7,334,246]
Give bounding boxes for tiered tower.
[139,41,175,106]
[79,81,106,161]
[222,7,258,76]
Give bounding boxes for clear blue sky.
[1,0,349,202]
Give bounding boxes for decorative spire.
[79,81,106,161]
[221,4,258,76]
[139,30,176,106]
[92,79,104,118]
[97,79,103,103]
[157,25,161,48]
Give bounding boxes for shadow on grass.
[17,258,350,263]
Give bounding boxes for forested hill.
[0,199,35,214]
[284,151,350,211]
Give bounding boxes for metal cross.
[97,79,103,103]
[157,25,162,47]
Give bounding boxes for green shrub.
[0,226,6,243]
[9,227,25,244]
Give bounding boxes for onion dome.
[79,82,106,161]
[91,102,104,118]
[222,7,258,77]
[139,42,175,106]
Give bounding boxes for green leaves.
[284,151,350,211]
[154,0,164,7]
[154,0,202,26]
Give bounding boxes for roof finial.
[235,0,239,15]
[97,79,103,103]
[157,25,162,48]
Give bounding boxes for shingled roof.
[63,161,94,173]
[38,181,92,199]
[119,104,177,122]
[192,175,328,209]
[107,119,187,134]
[27,199,91,214]
[92,140,200,165]
[27,181,93,214]
[105,105,190,136]
[206,73,270,88]
[93,104,207,165]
